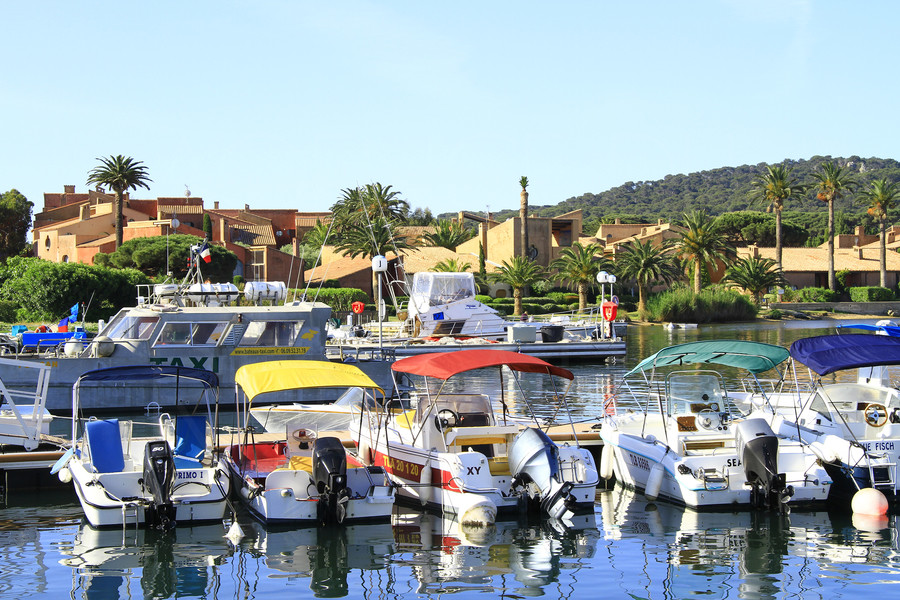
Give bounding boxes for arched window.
[44,237,51,249]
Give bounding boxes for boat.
[54,365,231,529]
[248,361,403,434]
[599,340,832,510]
[0,244,393,414]
[350,348,600,525]
[218,360,396,526]
[740,333,900,505]
[0,357,55,451]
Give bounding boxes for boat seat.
[86,419,125,473]
[173,415,208,467]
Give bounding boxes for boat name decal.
[230,347,310,356]
[862,441,895,452]
[726,458,742,468]
[383,456,423,481]
[149,357,219,372]
[466,465,481,475]
[177,470,205,480]
[628,453,651,471]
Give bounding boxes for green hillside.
[482,155,900,243]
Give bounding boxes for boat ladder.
[867,458,897,494]
[120,500,141,544]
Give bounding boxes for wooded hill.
[483,156,900,242]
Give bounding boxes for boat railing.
[328,344,396,364]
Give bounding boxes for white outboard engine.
[735,418,792,511]
[508,427,576,519]
[142,440,177,529]
[312,437,350,525]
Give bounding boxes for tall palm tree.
[332,183,409,229]
[489,256,545,316]
[615,239,680,315]
[550,242,612,311]
[723,256,788,306]
[423,220,476,250]
[519,176,529,259]
[674,210,733,294]
[860,178,900,288]
[750,164,806,271]
[334,216,417,300]
[811,161,856,290]
[86,155,152,249]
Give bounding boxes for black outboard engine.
[312,437,350,525]
[735,418,792,511]
[142,440,177,529]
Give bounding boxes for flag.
[199,240,212,263]
[70,303,79,321]
[57,317,69,333]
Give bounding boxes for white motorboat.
[219,360,396,526]
[600,340,832,510]
[738,333,900,505]
[350,349,600,525]
[54,365,231,528]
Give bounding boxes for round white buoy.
[851,487,889,516]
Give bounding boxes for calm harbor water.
[4,317,900,599]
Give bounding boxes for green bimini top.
[626,340,791,377]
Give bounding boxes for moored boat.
[219,360,396,526]
[55,365,231,529]
[600,340,832,510]
[350,348,600,525]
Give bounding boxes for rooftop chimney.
[214,201,219,210]
[64,185,75,194]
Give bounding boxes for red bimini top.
[390,348,574,381]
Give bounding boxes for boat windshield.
[333,386,378,410]
[411,273,476,311]
[103,314,159,340]
[153,322,228,347]
[665,372,728,416]
[419,393,494,427]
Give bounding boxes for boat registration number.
[176,470,206,481]
[627,452,651,471]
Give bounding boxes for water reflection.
[391,510,599,597]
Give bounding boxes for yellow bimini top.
[234,360,383,403]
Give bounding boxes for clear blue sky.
[4,1,899,227]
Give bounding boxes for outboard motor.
[509,427,577,518]
[735,418,792,511]
[312,437,350,525]
[142,440,177,529]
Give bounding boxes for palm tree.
[674,210,733,294]
[615,239,680,315]
[859,178,900,288]
[750,164,806,270]
[423,220,476,250]
[723,256,788,306]
[332,183,409,229]
[334,216,417,299]
[550,242,612,311]
[86,155,152,249]
[519,176,529,259]
[489,256,545,316]
[811,162,856,291]
[432,258,472,272]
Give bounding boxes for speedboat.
[350,348,600,525]
[54,365,231,529]
[599,340,832,510]
[741,333,900,504]
[218,360,396,526]
[0,247,392,413]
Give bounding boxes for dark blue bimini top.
[75,365,219,389]
[789,333,900,375]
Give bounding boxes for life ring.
[35,325,50,333]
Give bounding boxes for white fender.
[645,461,665,501]
[419,452,432,506]
[599,445,615,480]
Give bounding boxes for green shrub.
[793,287,838,302]
[475,295,493,304]
[0,300,15,322]
[322,279,341,289]
[768,308,782,319]
[492,297,516,305]
[646,287,757,323]
[547,291,578,304]
[849,286,894,302]
[306,287,368,312]
[522,297,557,306]
[493,304,512,316]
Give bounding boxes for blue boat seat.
[173,415,208,468]
[86,419,125,473]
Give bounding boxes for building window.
[45,237,51,249]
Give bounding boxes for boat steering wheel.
[437,408,460,429]
[864,403,888,427]
[292,428,318,443]
[695,408,722,431]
